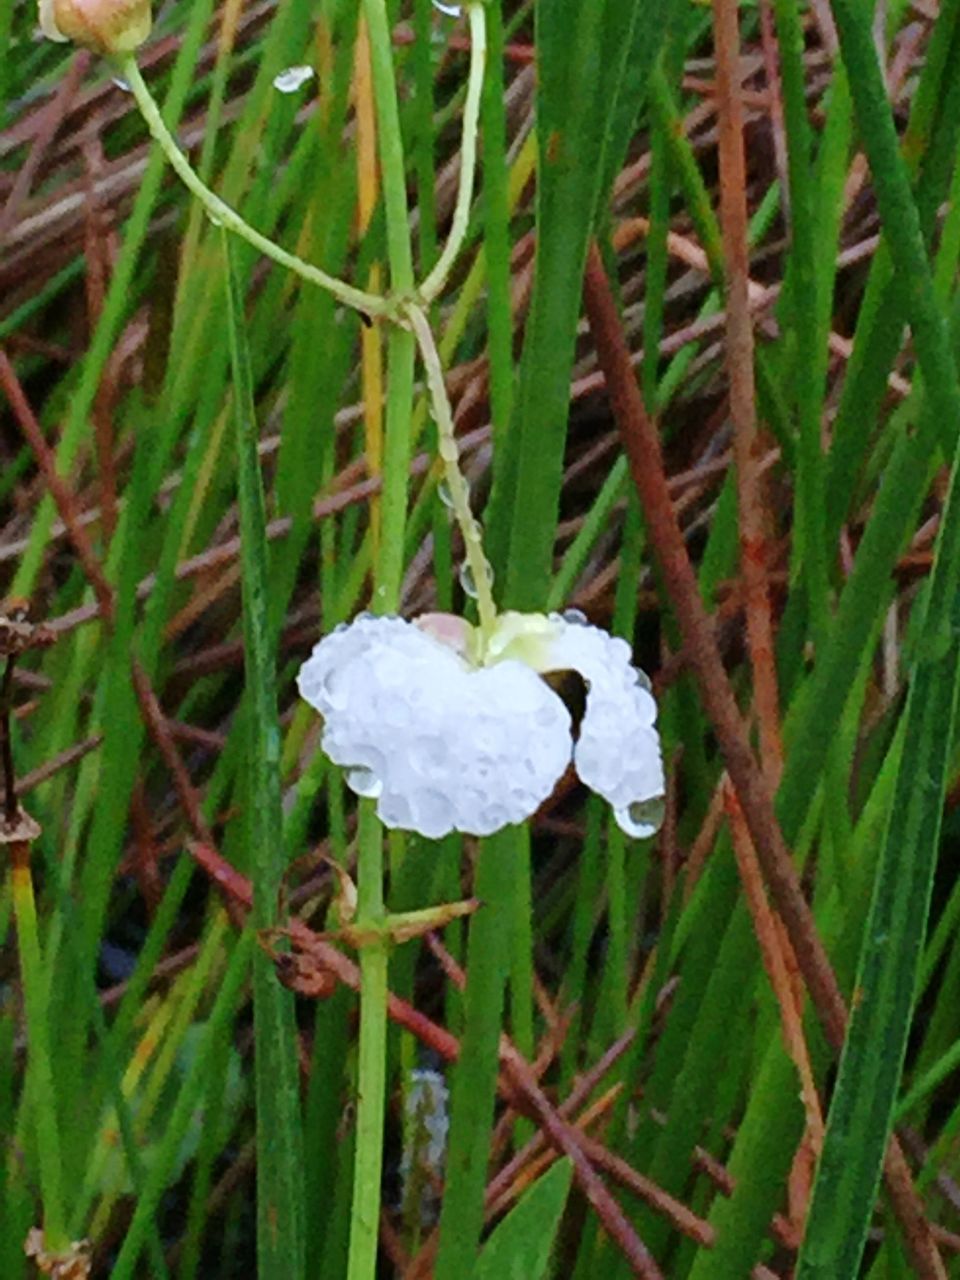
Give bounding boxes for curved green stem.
[119,56,390,319]
[418,4,487,303]
[405,301,497,635]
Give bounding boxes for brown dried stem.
[712,0,782,780]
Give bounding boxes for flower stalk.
[117,56,391,321]
[418,4,487,303]
[405,301,497,636]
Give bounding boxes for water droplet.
[438,479,469,510]
[273,65,315,94]
[623,795,665,838]
[459,560,493,600]
[346,766,382,799]
[206,212,223,227]
[432,0,462,13]
[111,76,131,92]
[563,608,588,626]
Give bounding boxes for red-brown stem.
[712,0,783,781]
[0,351,230,923]
[725,780,823,1236]
[583,241,842,1038]
[0,350,115,625]
[82,128,120,544]
[581,240,945,1278]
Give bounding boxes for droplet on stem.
[438,479,469,510]
[459,560,494,600]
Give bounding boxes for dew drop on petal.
[618,795,666,839]
[562,608,588,626]
[273,65,315,94]
[347,767,382,799]
[112,76,131,92]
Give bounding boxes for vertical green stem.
[347,803,389,1280]
[11,842,67,1252]
[349,5,416,1277]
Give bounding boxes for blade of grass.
[223,232,305,1280]
[493,0,673,606]
[796,0,960,1269]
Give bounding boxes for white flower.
[297,610,665,840]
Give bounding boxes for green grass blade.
[222,233,305,1280]
[494,0,672,606]
[797,0,960,1269]
[472,1159,573,1280]
[434,829,515,1280]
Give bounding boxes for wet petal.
[297,616,572,838]
[539,615,665,837]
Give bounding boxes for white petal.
[541,615,665,837]
[297,616,572,838]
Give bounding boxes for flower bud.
[39,0,151,53]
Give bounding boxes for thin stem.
[405,301,497,634]
[11,839,68,1252]
[418,3,487,303]
[118,56,390,319]
[346,803,389,1280]
[712,0,783,779]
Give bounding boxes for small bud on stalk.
[38,0,150,53]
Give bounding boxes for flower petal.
[539,615,665,837]
[297,616,572,838]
